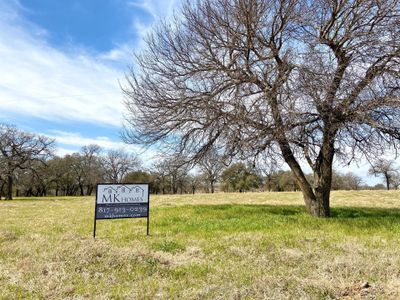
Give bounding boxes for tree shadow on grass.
[185,204,400,223]
[331,206,400,220]
[207,204,303,216]
[153,204,400,235]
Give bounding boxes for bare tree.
[369,159,398,190]
[0,124,54,200]
[123,0,400,216]
[47,156,70,196]
[15,161,52,197]
[70,145,104,195]
[342,172,363,190]
[102,149,139,183]
[187,173,203,194]
[255,152,280,192]
[199,148,227,193]
[152,154,191,194]
[391,172,400,190]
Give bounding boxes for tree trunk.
[210,181,215,193]
[300,165,332,217]
[269,94,332,217]
[79,184,84,196]
[266,176,272,192]
[87,186,93,196]
[6,175,13,200]
[277,128,334,217]
[385,174,390,190]
[308,130,335,217]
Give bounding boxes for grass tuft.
[152,239,186,254]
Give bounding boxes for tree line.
[1,124,398,200]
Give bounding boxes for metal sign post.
[93,183,150,238]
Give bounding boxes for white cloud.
[0,0,181,128]
[0,1,131,127]
[98,44,133,63]
[0,0,177,167]
[55,147,80,157]
[127,0,178,20]
[50,130,126,150]
[127,0,181,50]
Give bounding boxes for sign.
[94,183,150,237]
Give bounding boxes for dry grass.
[153,190,400,208]
[0,190,399,299]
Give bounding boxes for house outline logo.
[103,185,144,197]
[100,184,146,203]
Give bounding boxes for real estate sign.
[94,183,150,237]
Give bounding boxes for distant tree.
[80,144,104,195]
[331,171,363,190]
[47,156,74,196]
[123,170,153,183]
[52,155,80,196]
[123,0,400,217]
[274,170,299,191]
[221,163,261,192]
[255,154,279,192]
[69,145,104,196]
[199,148,227,193]
[0,159,7,199]
[123,170,162,193]
[151,164,169,194]
[15,161,51,197]
[47,157,62,196]
[373,183,386,190]
[342,172,363,190]
[391,173,400,190]
[70,154,86,196]
[187,173,203,194]
[331,171,345,190]
[369,159,398,190]
[0,124,54,200]
[102,149,139,183]
[151,154,191,194]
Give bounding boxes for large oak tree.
[123,0,400,216]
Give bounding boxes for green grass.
[0,191,399,299]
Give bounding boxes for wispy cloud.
[0,0,177,165]
[0,1,143,127]
[50,130,128,150]
[128,0,178,20]
[0,0,181,128]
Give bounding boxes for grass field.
[0,191,400,299]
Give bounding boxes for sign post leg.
[147,216,149,236]
[93,218,97,238]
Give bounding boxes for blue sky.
[0,0,395,185]
[0,0,178,157]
